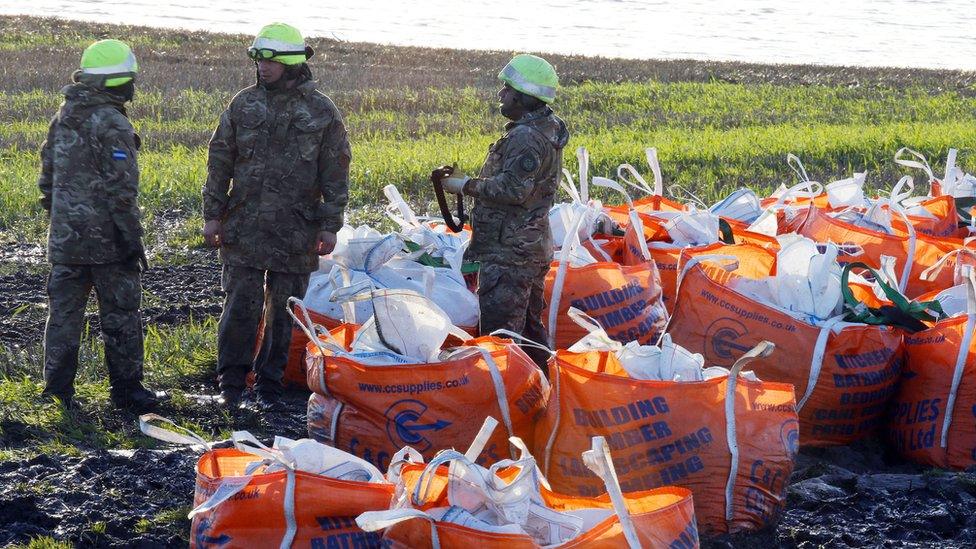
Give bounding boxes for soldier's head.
[248,23,314,88]
[497,54,558,121]
[74,39,138,101]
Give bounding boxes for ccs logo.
[385,399,451,453]
[705,318,751,366]
[780,418,800,457]
[194,517,231,548]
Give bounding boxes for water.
[1,0,973,70]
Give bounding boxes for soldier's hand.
[430,165,455,183]
[316,230,337,255]
[203,219,222,248]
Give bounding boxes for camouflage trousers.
[42,262,144,401]
[477,261,551,373]
[217,264,309,396]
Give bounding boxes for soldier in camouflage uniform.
[432,54,568,373]
[38,39,158,411]
[202,23,350,409]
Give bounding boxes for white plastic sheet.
[348,289,472,364]
[304,224,479,327]
[384,184,470,271]
[729,235,844,323]
[265,436,386,483]
[709,188,762,223]
[662,208,720,247]
[825,172,867,208]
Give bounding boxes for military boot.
[217,365,249,410]
[111,383,162,413]
[40,389,75,410]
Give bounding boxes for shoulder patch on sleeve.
[112,148,128,160]
[519,152,540,173]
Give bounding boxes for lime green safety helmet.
[249,22,310,66]
[80,39,138,88]
[498,54,559,103]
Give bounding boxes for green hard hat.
[80,39,138,87]
[249,22,308,66]
[498,54,559,103]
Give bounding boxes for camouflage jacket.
[203,78,351,274]
[38,83,143,265]
[464,106,569,266]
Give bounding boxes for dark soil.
[0,244,223,351]
[0,449,196,548]
[707,438,976,548]
[0,388,311,548]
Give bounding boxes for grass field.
[1,15,976,545]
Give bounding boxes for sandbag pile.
[149,145,976,547]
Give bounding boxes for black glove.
[124,241,149,272]
[430,165,455,183]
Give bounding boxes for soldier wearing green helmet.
[431,54,569,373]
[37,39,159,411]
[203,22,351,411]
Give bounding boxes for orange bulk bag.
[666,251,903,446]
[904,194,963,238]
[797,205,966,298]
[189,447,395,549]
[533,339,796,535]
[284,304,342,387]
[544,256,667,351]
[618,218,779,313]
[893,146,967,238]
[303,322,549,470]
[136,415,396,549]
[888,275,976,469]
[285,302,478,389]
[360,433,699,548]
[545,206,668,350]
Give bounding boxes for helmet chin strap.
[108,81,135,102]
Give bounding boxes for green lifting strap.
[840,261,945,333]
[403,240,480,275]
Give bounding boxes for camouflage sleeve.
[37,116,56,212]
[97,114,143,254]
[467,133,546,205]
[202,109,237,221]
[317,113,351,233]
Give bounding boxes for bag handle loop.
[894,147,935,184]
[723,341,775,523]
[576,146,590,203]
[582,436,641,549]
[942,268,976,448]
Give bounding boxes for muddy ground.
[0,244,223,351]
[0,390,310,548]
[3,241,976,547]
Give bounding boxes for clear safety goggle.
[247,47,309,61]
